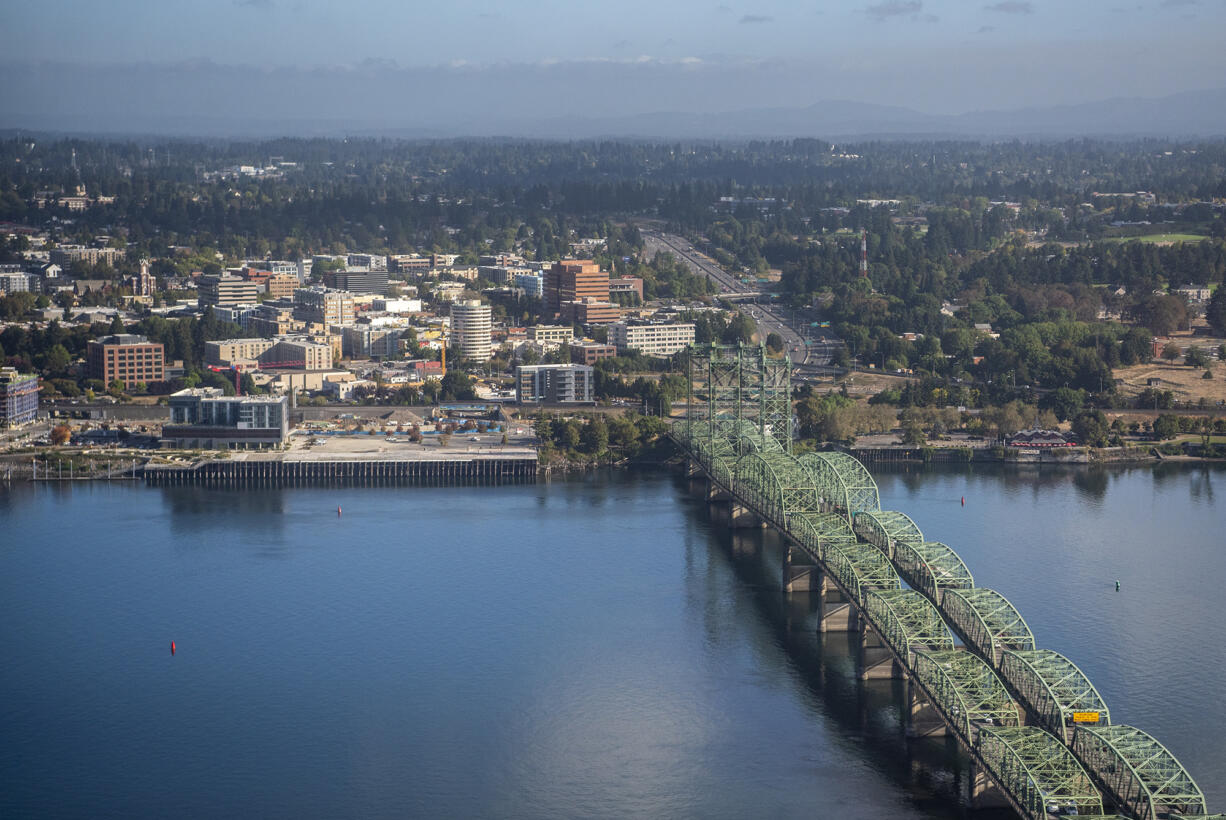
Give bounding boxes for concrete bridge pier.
[818,574,857,632]
[728,502,764,529]
[707,483,733,502]
[782,544,817,593]
[968,764,1010,810]
[685,460,704,479]
[906,680,948,737]
[859,624,904,680]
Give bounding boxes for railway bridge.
[672,344,1215,820]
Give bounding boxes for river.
[1,463,1222,818]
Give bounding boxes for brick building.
[87,334,165,388]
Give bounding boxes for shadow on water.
[675,472,1014,820]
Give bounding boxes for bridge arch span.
[797,452,879,522]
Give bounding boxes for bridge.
[671,343,1216,820]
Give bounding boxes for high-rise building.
[87,334,166,388]
[450,300,493,361]
[545,260,609,314]
[0,368,39,426]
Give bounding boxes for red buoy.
[337,506,342,517]
[170,641,176,655]
[961,496,965,506]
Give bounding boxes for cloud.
[1159,0,1196,6]
[740,14,773,23]
[864,1,924,21]
[984,1,1033,12]
[234,0,274,7]
[976,24,996,32]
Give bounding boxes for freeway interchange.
[640,229,842,378]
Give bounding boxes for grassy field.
[1103,233,1207,244]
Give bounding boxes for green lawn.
[1103,233,1207,244]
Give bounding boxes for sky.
[3,0,1226,133]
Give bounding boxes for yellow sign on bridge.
[1073,711,1101,723]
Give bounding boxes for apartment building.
[450,300,492,361]
[608,322,696,356]
[516,364,595,404]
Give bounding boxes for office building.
[341,326,401,359]
[516,364,595,404]
[450,300,492,361]
[609,276,645,302]
[294,287,355,327]
[609,322,696,356]
[513,272,545,299]
[527,325,574,346]
[571,342,617,365]
[323,268,389,295]
[205,338,333,371]
[199,274,260,308]
[559,298,621,325]
[545,260,608,314]
[266,273,299,300]
[0,271,31,294]
[0,368,39,426]
[87,334,166,388]
[164,388,288,449]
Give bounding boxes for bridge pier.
[818,574,856,632]
[782,544,816,593]
[906,680,948,737]
[968,764,1010,810]
[859,624,904,680]
[707,483,733,502]
[728,502,763,529]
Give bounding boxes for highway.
[641,229,841,374]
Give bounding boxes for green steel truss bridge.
[672,344,1215,820]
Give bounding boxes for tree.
[580,417,609,455]
[766,332,784,353]
[1206,287,1226,336]
[1161,342,1182,362]
[1043,386,1085,423]
[108,314,126,335]
[1152,414,1180,440]
[439,369,475,401]
[43,343,71,375]
[1071,409,1109,447]
[50,424,71,445]
[901,420,926,446]
[1184,347,1211,369]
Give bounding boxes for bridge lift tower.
[685,343,792,457]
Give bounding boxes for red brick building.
[87,334,165,389]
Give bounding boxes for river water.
[1,463,1222,818]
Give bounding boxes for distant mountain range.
[2,58,1223,140]
[505,90,1226,140]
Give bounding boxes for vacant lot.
[1115,359,1226,406]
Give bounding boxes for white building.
[450,300,493,361]
[516,364,595,404]
[608,322,696,356]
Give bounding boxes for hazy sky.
[3,0,1226,132]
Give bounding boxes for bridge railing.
[975,726,1104,820]
[999,649,1111,744]
[912,650,1019,746]
[1071,724,1208,820]
[891,540,974,606]
[939,587,1035,668]
[863,589,953,667]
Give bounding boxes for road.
[641,229,841,373]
